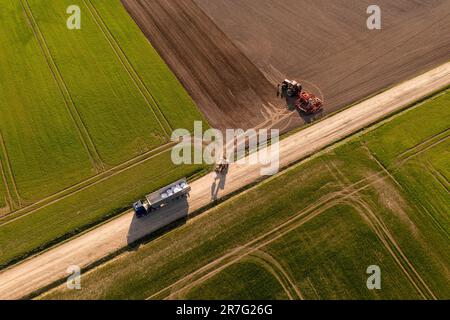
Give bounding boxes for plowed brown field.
[122,0,283,130]
[123,0,450,131]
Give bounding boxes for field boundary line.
[0,131,21,208]
[0,142,175,226]
[20,0,104,172]
[82,0,172,138]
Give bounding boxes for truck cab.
[133,200,147,218]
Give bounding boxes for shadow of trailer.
[133,178,191,218]
[127,196,189,245]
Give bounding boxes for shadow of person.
[211,167,228,201]
[126,197,189,247]
[211,180,218,201]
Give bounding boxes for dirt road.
[0,62,449,299]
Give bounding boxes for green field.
[0,0,207,268]
[0,150,206,268]
[184,206,420,300]
[44,90,450,300]
[0,0,94,204]
[184,261,290,300]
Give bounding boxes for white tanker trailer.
[132,178,191,218]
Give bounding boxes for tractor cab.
[279,79,302,98]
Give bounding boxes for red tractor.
[278,79,323,115]
[295,90,323,115]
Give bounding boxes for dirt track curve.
[0,62,449,300]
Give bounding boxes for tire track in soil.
[82,0,172,138]
[395,128,450,166]
[194,0,450,122]
[0,131,21,209]
[351,199,436,300]
[4,66,449,298]
[0,139,174,222]
[362,142,405,191]
[0,1,297,225]
[0,144,14,213]
[162,197,428,300]
[328,154,436,300]
[426,160,449,194]
[170,248,303,300]
[148,167,396,300]
[247,250,303,300]
[19,0,104,173]
[0,142,175,226]
[157,199,336,300]
[122,0,283,131]
[2,0,184,222]
[418,160,450,240]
